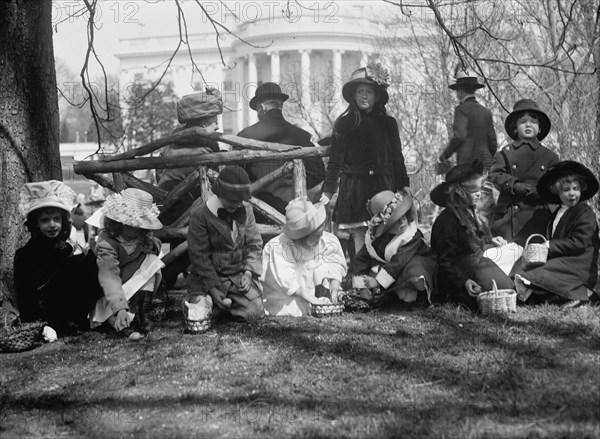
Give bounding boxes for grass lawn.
[1,297,599,438]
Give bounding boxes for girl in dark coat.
[431,160,514,310]
[513,161,600,307]
[322,63,410,257]
[14,180,97,335]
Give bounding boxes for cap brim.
[26,201,71,218]
[85,209,105,229]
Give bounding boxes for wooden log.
[158,169,200,214]
[112,173,125,192]
[292,159,307,198]
[170,205,192,228]
[257,224,283,237]
[74,146,330,175]
[161,241,189,266]
[84,173,116,193]
[250,162,293,195]
[154,226,189,241]
[249,196,286,226]
[121,172,167,201]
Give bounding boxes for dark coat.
[489,139,560,244]
[442,96,498,170]
[323,111,410,224]
[14,236,99,331]
[187,199,262,293]
[431,206,513,308]
[237,109,325,208]
[514,203,599,300]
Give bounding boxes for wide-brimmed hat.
[212,165,251,202]
[102,188,162,230]
[537,161,599,204]
[177,88,223,124]
[448,70,485,91]
[430,159,485,207]
[342,63,390,106]
[18,180,77,219]
[367,190,413,238]
[283,197,327,240]
[249,82,289,111]
[504,99,551,141]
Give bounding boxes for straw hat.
[448,70,485,90]
[212,165,251,202]
[177,88,223,124]
[18,180,77,219]
[342,63,390,106]
[430,159,485,207]
[537,161,599,204]
[102,188,162,230]
[504,99,551,141]
[249,82,289,111]
[367,190,413,239]
[283,197,327,240]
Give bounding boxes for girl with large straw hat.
[262,197,347,317]
[322,63,411,259]
[89,188,163,341]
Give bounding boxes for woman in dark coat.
[322,63,410,257]
[513,161,600,307]
[430,160,514,310]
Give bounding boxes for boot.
[137,290,154,334]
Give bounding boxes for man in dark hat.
[237,82,325,218]
[439,70,498,171]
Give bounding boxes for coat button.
[369,170,374,175]
[504,146,510,151]
[541,165,546,171]
[514,205,519,209]
[512,164,517,169]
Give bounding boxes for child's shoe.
[137,290,154,334]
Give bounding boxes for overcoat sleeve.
[487,113,498,157]
[187,207,221,293]
[95,238,129,315]
[549,206,597,257]
[242,205,263,276]
[323,129,346,195]
[389,117,410,189]
[489,149,517,195]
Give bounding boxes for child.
[513,161,599,307]
[14,180,95,335]
[349,190,437,309]
[489,99,560,244]
[431,160,514,310]
[322,63,410,258]
[262,197,347,317]
[89,188,164,341]
[185,165,264,324]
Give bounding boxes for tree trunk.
[0,0,60,300]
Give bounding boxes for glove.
[512,182,535,198]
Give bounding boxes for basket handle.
[3,309,20,329]
[492,279,498,293]
[525,233,547,246]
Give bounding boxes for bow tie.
[217,207,246,228]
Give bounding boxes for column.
[300,49,311,110]
[247,53,258,125]
[268,50,280,83]
[235,56,246,133]
[332,49,344,114]
[361,51,369,67]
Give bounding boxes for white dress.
[261,231,347,317]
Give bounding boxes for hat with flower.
[18,180,77,219]
[177,87,223,124]
[283,197,327,240]
[366,190,413,240]
[342,63,390,106]
[99,188,162,230]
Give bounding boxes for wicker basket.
[184,318,212,334]
[471,280,517,315]
[0,311,46,353]
[311,303,344,317]
[522,233,548,268]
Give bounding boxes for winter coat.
[514,202,599,300]
[441,96,498,170]
[489,139,560,244]
[187,199,262,294]
[323,111,410,224]
[95,231,162,315]
[237,109,325,209]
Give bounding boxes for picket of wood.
[73,129,330,270]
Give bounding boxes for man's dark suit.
[441,96,498,170]
[237,109,325,213]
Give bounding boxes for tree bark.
[0,1,59,300]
